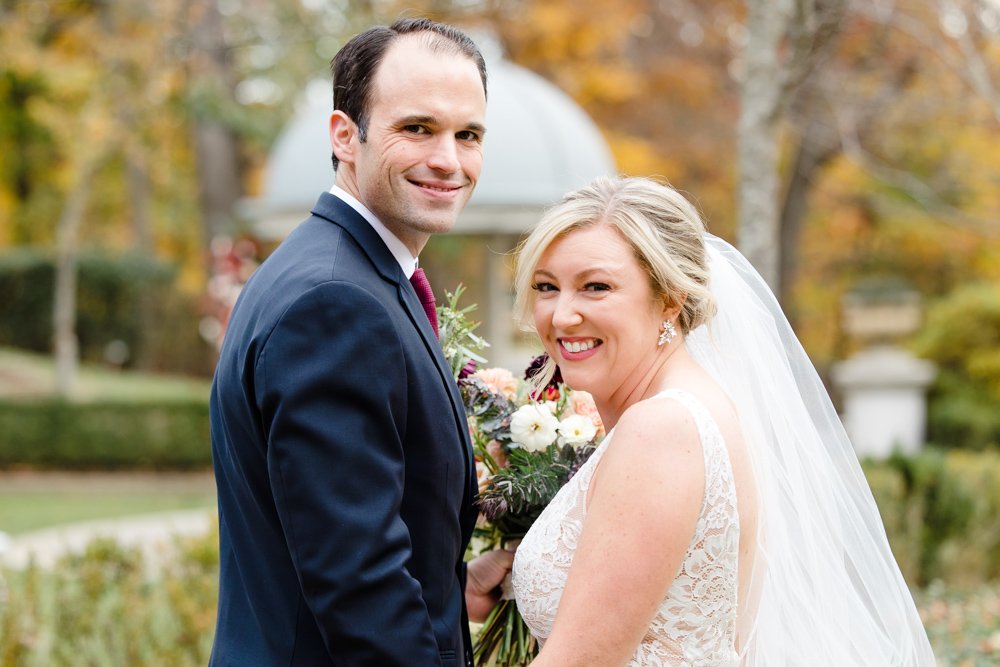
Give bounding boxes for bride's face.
[531,224,666,405]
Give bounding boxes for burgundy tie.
[409,268,439,338]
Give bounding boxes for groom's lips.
[409,178,464,200]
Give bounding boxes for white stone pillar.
[832,345,936,458]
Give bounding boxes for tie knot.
[410,268,439,338]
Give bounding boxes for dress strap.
[648,388,714,430]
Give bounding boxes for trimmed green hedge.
[0,248,215,376]
[864,447,1000,587]
[0,399,211,470]
[913,281,1000,450]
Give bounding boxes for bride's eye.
[584,282,611,292]
[532,282,557,293]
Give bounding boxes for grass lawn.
[0,346,210,402]
[0,347,215,535]
[0,471,217,536]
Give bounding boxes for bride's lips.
[557,337,602,361]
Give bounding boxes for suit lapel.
[311,193,477,525]
[310,193,463,404]
[398,277,478,535]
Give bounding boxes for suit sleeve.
[256,280,441,665]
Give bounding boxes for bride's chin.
[560,373,589,392]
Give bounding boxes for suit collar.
[311,191,406,285]
[311,192,441,373]
[327,185,418,278]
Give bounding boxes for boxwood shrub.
[0,399,211,469]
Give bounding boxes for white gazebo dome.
[249,45,616,238]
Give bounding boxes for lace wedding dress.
[511,389,740,666]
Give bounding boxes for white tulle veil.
[686,235,935,665]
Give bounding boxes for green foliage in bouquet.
[477,443,592,539]
[465,380,598,667]
[437,285,490,380]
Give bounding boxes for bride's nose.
[551,294,584,329]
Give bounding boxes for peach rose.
[475,459,493,494]
[472,367,519,400]
[486,439,509,469]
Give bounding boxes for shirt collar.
[329,184,418,279]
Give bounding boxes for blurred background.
[0,0,999,664]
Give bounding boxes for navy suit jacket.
[209,192,479,666]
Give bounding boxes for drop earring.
[658,320,677,347]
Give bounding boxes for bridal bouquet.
[438,288,604,666]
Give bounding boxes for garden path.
[0,508,216,569]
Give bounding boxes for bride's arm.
[530,397,705,666]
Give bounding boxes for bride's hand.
[465,548,516,623]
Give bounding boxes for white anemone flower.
[556,414,598,448]
[509,403,560,452]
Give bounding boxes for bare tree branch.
[852,0,1000,121]
[952,2,1000,121]
[835,103,1000,236]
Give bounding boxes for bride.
[508,176,935,665]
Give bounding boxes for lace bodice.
[511,389,740,666]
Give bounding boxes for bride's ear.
[662,293,686,321]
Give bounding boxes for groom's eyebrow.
[393,114,486,136]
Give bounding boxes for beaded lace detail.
[511,389,740,666]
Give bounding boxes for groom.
[209,18,510,666]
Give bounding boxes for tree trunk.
[737,0,792,293]
[53,157,100,397]
[195,122,242,243]
[778,117,841,310]
[128,155,152,252]
[739,0,848,297]
[127,154,155,369]
[189,0,242,246]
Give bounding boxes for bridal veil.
[686,235,935,665]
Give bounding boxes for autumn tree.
[0,2,187,393]
[0,0,354,389]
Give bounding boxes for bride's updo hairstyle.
[514,175,716,386]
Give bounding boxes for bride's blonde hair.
[513,175,716,387]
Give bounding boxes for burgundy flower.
[458,359,477,379]
[524,353,562,385]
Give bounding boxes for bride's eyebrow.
[575,267,617,281]
[533,267,616,280]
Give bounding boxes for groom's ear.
[329,111,357,166]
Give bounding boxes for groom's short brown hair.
[329,17,488,170]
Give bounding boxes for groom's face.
[334,36,487,255]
